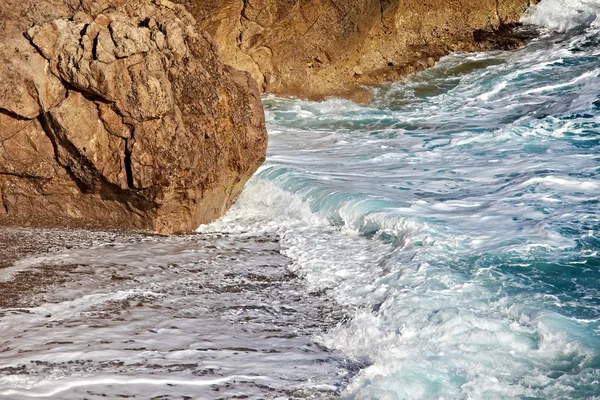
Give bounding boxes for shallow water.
[201,1,600,398]
[0,230,347,399]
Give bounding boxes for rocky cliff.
[183,0,538,101]
[0,0,267,233]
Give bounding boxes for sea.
[1,0,599,398]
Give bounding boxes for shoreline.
[0,227,351,398]
[193,0,540,102]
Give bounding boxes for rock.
[182,0,539,101]
[0,34,66,118]
[0,0,267,233]
[46,91,129,190]
[109,20,152,58]
[95,28,118,63]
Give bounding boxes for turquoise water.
[204,1,600,398]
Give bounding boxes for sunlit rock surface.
[183,0,538,101]
[0,0,267,233]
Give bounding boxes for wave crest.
[522,0,600,32]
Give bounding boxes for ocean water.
[1,1,600,399]
[200,0,600,398]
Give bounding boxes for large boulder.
[0,0,266,233]
[183,0,538,101]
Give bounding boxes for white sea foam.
[522,0,600,31]
[520,176,600,191]
[208,23,600,398]
[522,68,600,94]
[0,375,273,398]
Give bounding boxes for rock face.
[183,0,538,101]
[0,0,267,233]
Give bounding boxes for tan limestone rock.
[183,0,540,101]
[0,0,267,233]
[0,34,66,118]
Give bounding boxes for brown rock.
[183,0,539,101]
[0,34,66,118]
[0,0,267,233]
[46,91,129,189]
[95,28,118,63]
[109,20,152,58]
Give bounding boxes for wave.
[201,8,600,397]
[522,0,600,32]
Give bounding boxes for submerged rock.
[182,0,539,102]
[0,0,267,233]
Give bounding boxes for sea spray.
[522,0,600,32]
